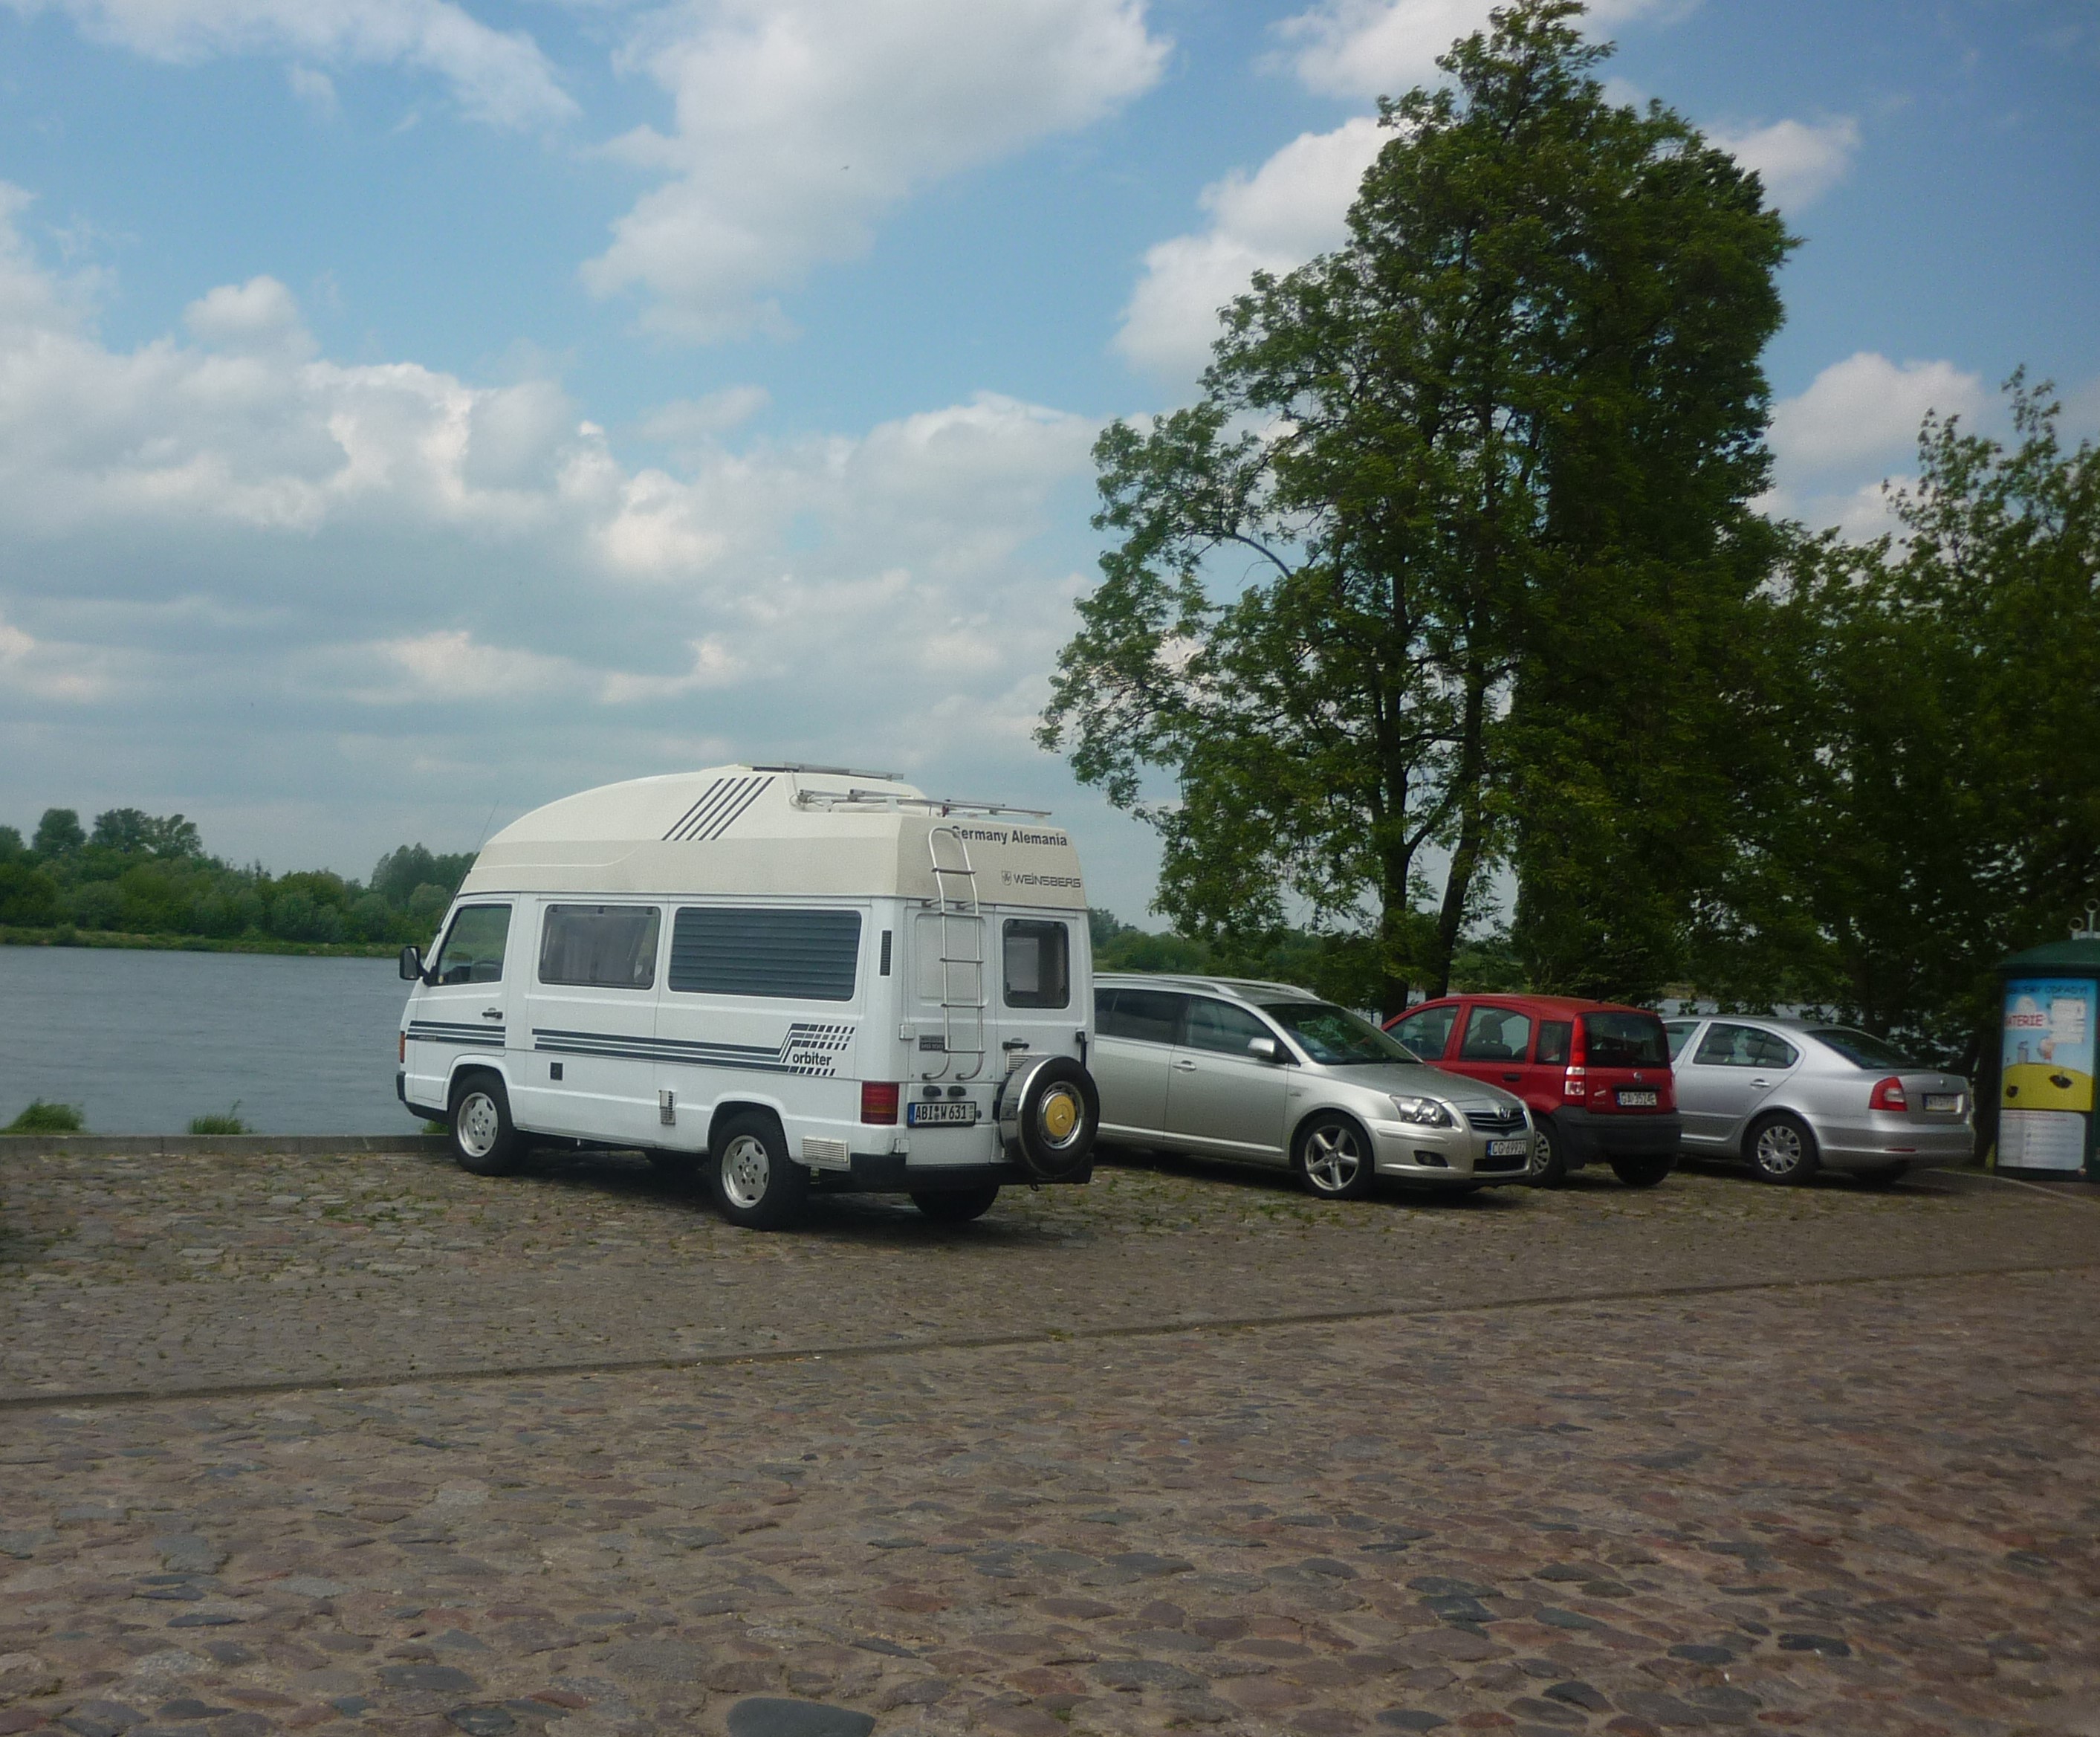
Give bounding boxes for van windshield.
[1262,1002,1421,1067]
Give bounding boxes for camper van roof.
[456,765,1085,908]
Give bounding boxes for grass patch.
[422,1119,449,1136]
[187,1103,249,1136]
[6,1099,84,1133]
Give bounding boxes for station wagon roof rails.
[793,786,1054,818]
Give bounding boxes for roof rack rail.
[793,787,1052,818]
[750,763,902,780]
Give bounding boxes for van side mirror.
[1247,1036,1283,1064]
[399,945,424,983]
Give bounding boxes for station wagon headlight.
[1389,1094,1454,1128]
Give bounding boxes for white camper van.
[395,765,1101,1229]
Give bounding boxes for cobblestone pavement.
[2,1148,2097,1737]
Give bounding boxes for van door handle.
[1172,1058,1197,1072]
[482,1008,504,1020]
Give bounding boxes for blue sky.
[1,0,2095,923]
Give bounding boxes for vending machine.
[1998,922,2100,1179]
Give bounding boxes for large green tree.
[1041,0,1789,1014]
[1754,378,2100,1066]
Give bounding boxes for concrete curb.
[0,1133,451,1157]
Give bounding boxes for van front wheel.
[450,1073,524,1177]
[710,1112,808,1231]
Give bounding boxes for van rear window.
[669,908,861,1001]
[1582,1012,1670,1067]
[1003,919,1071,1008]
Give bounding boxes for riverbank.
[0,925,398,959]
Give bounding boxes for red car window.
[1459,1005,1533,1062]
[1390,1002,1458,1060]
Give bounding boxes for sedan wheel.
[1749,1113,1820,1185]
[1296,1114,1375,1200]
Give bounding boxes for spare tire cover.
[996,1054,1099,1181]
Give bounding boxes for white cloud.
[0,187,1116,893]
[286,63,338,117]
[1274,0,1670,100]
[1708,116,1860,211]
[1763,352,1986,534]
[13,0,574,128]
[1115,117,1387,384]
[1769,352,1985,476]
[583,0,1168,340]
[637,386,771,448]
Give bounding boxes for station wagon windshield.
[1261,1002,1421,1066]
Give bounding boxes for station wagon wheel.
[1294,1113,1375,1200]
[1747,1112,1820,1185]
[710,1111,808,1231]
[449,1072,524,1177]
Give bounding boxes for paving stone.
[723,1698,875,1737]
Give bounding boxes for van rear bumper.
[1555,1107,1682,1165]
[835,1154,1088,1192]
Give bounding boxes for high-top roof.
[458,765,1086,908]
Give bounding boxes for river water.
[1,945,414,1133]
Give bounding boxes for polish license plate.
[907,1100,979,1128]
[1617,1090,1659,1107]
[1924,1093,1960,1113]
[1487,1137,1530,1158]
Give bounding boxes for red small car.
[1384,994,1680,1187]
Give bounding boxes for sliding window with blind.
[668,908,863,1001]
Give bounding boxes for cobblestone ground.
[2,1148,2097,1737]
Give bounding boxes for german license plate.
[1488,1137,1530,1158]
[1924,1093,1960,1113]
[1617,1090,1659,1107]
[907,1100,979,1128]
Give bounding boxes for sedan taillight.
[1870,1076,1908,1112]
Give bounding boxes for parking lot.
[3,1148,2098,1737]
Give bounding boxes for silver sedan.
[1662,1015,1974,1184]
[1092,973,1536,1199]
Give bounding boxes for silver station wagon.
[1092,973,1535,1198]
[1662,1015,1975,1184]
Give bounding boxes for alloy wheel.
[1754,1120,1805,1177]
[1303,1123,1365,1194]
[719,1133,772,1209]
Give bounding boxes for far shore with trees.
[0,806,473,958]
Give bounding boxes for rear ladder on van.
[927,825,988,1081]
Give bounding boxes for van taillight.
[861,1081,900,1125]
[398,1032,405,1064]
[1870,1076,1908,1112]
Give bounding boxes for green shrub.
[188,1104,248,1136]
[6,1100,84,1133]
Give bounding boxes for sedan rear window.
[1808,1027,1917,1070]
[1263,1002,1420,1067]
[1582,1012,1670,1067]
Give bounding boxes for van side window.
[670,908,861,1001]
[1002,919,1070,1009]
[432,905,511,985]
[1097,988,1184,1044]
[539,905,661,990]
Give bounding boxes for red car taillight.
[861,1081,900,1125]
[1562,1066,1586,1099]
[1870,1076,1908,1112]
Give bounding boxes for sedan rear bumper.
[1815,1119,1975,1170]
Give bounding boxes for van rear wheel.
[710,1112,808,1231]
[450,1073,524,1177]
[912,1185,1000,1223]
